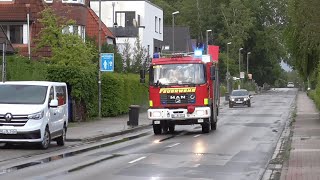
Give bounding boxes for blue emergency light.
[194,49,203,57]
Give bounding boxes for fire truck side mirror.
[140,69,145,83]
[210,66,216,80]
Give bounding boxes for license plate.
[0,129,17,134]
[236,101,243,104]
[172,114,185,118]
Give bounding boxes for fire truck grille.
[160,93,196,104]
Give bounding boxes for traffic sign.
[100,53,114,72]
[240,72,245,79]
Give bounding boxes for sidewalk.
[67,97,228,142]
[281,92,320,179]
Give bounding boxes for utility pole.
[98,0,102,118]
[227,42,232,93]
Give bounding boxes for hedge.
[2,55,148,121]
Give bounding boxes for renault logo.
[4,113,12,122]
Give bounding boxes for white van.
[0,81,68,149]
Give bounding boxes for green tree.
[132,37,147,73]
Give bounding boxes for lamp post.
[227,42,232,92]
[238,48,243,90]
[172,11,179,54]
[238,48,243,77]
[206,29,212,54]
[247,52,251,75]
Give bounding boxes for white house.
[90,0,163,57]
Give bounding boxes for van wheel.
[153,124,162,135]
[56,126,67,146]
[39,128,51,149]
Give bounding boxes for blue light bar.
[194,49,203,57]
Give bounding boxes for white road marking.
[128,156,146,164]
[194,164,200,167]
[166,143,180,148]
[194,134,201,138]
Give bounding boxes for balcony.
[109,26,138,38]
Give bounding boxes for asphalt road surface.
[0,88,297,180]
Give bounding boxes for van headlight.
[28,111,44,120]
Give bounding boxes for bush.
[220,85,227,97]
[4,55,47,81]
[101,73,148,117]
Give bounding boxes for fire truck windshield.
[152,64,206,86]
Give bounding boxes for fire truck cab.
[141,53,219,135]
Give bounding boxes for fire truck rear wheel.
[153,124,162,135]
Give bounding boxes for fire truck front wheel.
[202,122,210,133]
[153,124,162,135]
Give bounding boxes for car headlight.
[28,111,44,120]
[244,98,248,101]
[231,98,235,101]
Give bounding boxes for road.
[0,88,297,180]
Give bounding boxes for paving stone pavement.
[281,92,320,180]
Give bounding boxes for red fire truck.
[141,53,220,134]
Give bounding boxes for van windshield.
[0,85,48,104]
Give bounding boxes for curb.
[66,124,152,142]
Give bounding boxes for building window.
[159,18,161,34]
[62,25,86,41]
[155,16,158,33]
[115,11,135,27]
[0,24,25,44]
[44,0,53,3]
[9,25,23,44]
[62,0,85,4]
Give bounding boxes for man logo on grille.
[4,113,12,122]
[175,96,181,103]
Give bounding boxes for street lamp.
[238,48,243,77]
[247,52,251,75]
[172,11,179,54]
[226,42,232,92]
[206,29,212,54]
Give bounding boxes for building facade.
[0,0,114,58]
[90,0,163,57]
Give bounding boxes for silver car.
[229,89,252,108]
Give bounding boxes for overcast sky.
[281,60,292,72]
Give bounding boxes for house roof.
[0,26,14,54]
[0,3,29,22]
[162,26,193,53]
[86,7,115,39]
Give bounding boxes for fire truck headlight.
[149,100,153,107]
[204,98,209,105]
[196,110,205,116]
[152,111,161,117]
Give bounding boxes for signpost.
[100,53,114,72]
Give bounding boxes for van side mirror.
[140,69,145,83]
[49,99,58,108]
[210,66,215,80]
